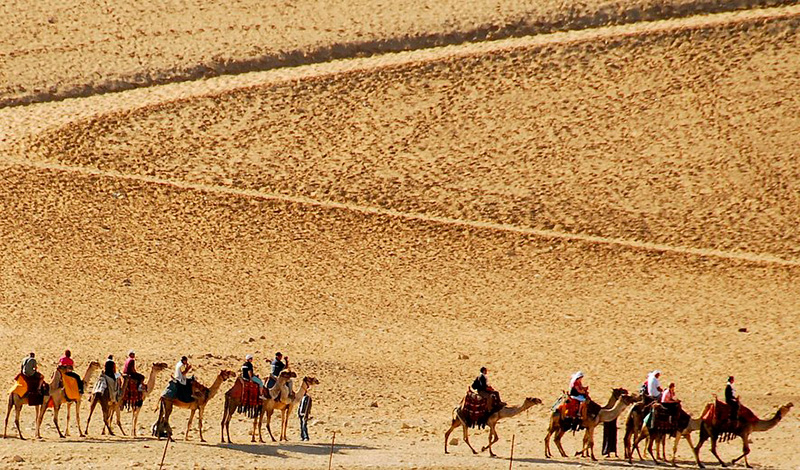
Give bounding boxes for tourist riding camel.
[172,356,193,402]
[544,387,633,460]
[222,369,297,443]
[58,350,84,394]
[4,356,56,440]
[694,399,793,468]
[646,370,663,402]
[445,395,542,457]
[122,351,146,391]
[154,368,236,442]
[262,374,318,442]
[116,362,170,437]
[267,352,293,398]
[471,367,504,413]
[725,376,739,424]
[39,360,100,438]
[569,371,590,420]
[19,352,43,399]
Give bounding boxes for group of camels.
[4,361,319,445]
[446,386,793,468]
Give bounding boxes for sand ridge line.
[3,3,800,147]
[3,156,799,268]
[3,0,798,108]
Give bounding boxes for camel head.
[88,360,101,369]
[152,362,169,372]
[303,376,320,387]
[620,394,638,405]
[525,397,543,406]
[611,387,628,398]
[779,403,794,417]
[220,370,237,381]
[279,370,297,380]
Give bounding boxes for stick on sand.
[159,436,170,470]
[509,434,515,470]
[328,431,336,470]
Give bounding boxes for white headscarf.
[570,371,584,389]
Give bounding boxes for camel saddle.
[645,403,689,433]
[10,374,47,406]
[121,376,144,411]
[556,396,600,431]
[461,391,492,429]
[236,378,262,418]
[702,400,758,432]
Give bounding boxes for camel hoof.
[200,439,206,443]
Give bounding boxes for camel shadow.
[207,441,373,457]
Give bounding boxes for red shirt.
[58,356,74,367]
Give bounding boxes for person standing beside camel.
[297,392,312,441]
[59,350,84,393]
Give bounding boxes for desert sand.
[1,1,799,469]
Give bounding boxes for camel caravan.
[5,350,319,446]
[4,351,793,468]
[444,368,791,468]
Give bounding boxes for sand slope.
[0,2,799,470]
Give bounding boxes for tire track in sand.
[2,3,800,146]
[3,156,798,267]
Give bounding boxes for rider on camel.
[472,367,504,412]
[725,376,740,424]
[19,352,43,393]
[122,350,146,391]
[569,371,590,420]
[58,349,84,394]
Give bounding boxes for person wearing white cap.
[242,354,255,382]
[569,371,590,420]
[647,370,663,401]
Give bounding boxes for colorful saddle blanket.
[121,377,144,410]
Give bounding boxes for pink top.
[661,388,677,403]
[123,357,136,375]
[58,356,74,367]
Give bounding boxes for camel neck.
[753,409,785,432]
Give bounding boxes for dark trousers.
[727,400,739,421]
[299,416,309,440]
[65,371,84,394]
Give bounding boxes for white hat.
[245,354,253,360]
[128,350,135,356]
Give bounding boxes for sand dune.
[12,6,800,260]
[1,2,799,469]
[2,0,796,106]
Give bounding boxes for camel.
[445,396,543,456]
[37,361,101,438]
[694,402,793,469]
[4,371,57,440]
[631,405,706,465]
[155,369,235,442]
[623,400,649,460]
[543,388,630,460]
[85,373,123,436]
[220,370,297,443]
[261,375,319,442]
[109,362,170,437]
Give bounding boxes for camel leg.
[4,395,14,439]
[281,408,289,441]
[444,418,460,454]
[256,410,265,443]
[85,397,97,435]
[482,424,498,457]
[709,435,726,467]
[52,402,65,438]
[185,408,195,441]
[132,407,140,437]
[647,434,659,465]
[65,403,71,437]
[249,411,258,443]
[694,427,709,469]
[198,407,206,443]
[115,406,126,436]
[731,435,752,468]
[672,433,681,466]
[265,409,277,442]
[588,428,597,461]
[554,430,569,458]
[544,428,555,458]
[461,421,478,454]
[102,400,114,436]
